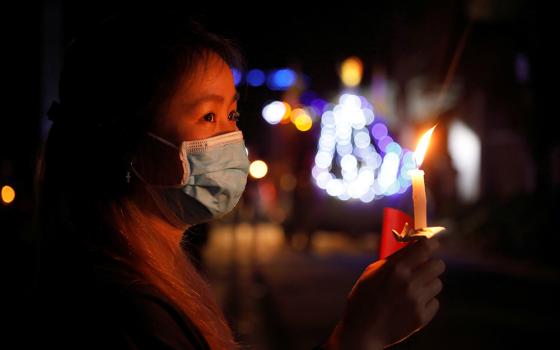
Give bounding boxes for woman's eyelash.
[228,111,240,121]
[203,113,215,122]
[202,111,239,122]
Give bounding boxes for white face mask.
[132,131,249,225]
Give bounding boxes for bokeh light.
[371,123,388,140]
[1,185,15,204]
[294,112,313,132]
[247,69,266,87]
[249,160,268,179]
[340,57,363,87]
[311,93,412,201]
[280,102,293,124]
[385,142,402,156]
[378,136,393,152]
[267,68,297,90]
[449,119,481,202]
[232,68,242,86]
[262,101,287,125]
[290,108,306,123]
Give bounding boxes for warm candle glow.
[409,125,436,229]
[409,169,427,229]
[414,125,437,168]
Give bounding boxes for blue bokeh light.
[267,68,297,90]
[247,69,265,87]
[232,68,242,86]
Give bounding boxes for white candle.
[410,125,436,229]
[410,169,427,229]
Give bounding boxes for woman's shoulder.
[91,257,210,349]
[117,283,210,350]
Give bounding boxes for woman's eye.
[203,113,215,122]
[228,111,240,121]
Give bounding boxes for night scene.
[3,1,556,349]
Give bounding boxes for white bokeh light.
[341,154,358,170]
[262,101,286,125]
[354,130,371,148]
[312,93,411,201]
[316,171,333,189]
[315,151,333,169]
[448,119,480,202]
[363,108,375,125]
[326,179,345,196]
[378,152,400,188]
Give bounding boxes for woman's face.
[133,52,241,187]
[158,52,240,142]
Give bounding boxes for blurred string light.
[1,185,15,205]
[256,57,416,202]
[249,160,268,179]
[340,57,363,87]
[312,93,414,202]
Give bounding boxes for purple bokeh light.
[371,123,388,140]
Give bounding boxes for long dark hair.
[36,11,244,349]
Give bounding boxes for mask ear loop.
[147,132,190,186]
[128,158,150,186]
[128,132,190,188]
[147,132,181,149]
[144,178,190,230]
[126,134,190,229]
[127,159,190,230]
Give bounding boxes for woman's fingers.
[412,258,446,286]
[404,238,439,264]
[405,258,445,306]
[417,278,443,304]
[338,238,445,349]
[421,298,440,326]
[389,238,440,271]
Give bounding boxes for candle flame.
[414,125,437,168]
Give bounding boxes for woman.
[35,11,445,350]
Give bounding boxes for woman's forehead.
[181,53,235,99]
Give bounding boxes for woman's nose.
[215,113,239,135]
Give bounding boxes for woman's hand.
[326,238,445,349]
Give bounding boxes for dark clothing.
[36,254,210,349]
[117,286,326,350]
[113,283,210,349]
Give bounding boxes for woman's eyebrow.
[187,91,239,107]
